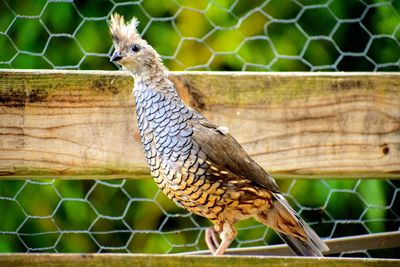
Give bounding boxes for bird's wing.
[191,119,280,193]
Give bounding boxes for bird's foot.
[205,227,220,255]
[205,226,235,256]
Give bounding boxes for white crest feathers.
[109,13,140,43]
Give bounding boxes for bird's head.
[109,13,163,75]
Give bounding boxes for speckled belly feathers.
[135,85,272,226]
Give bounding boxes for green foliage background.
[0,0,399,71]
[0,0,399,257]
[0,178,399,257]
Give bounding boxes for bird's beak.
[110,51,123,62]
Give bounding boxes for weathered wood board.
[0,70,399,179]
[0,254,399,267]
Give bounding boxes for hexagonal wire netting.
[0,0,399,71]
[0,179,399,256]
[0,0,399,258]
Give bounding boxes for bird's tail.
[256,193,329,257]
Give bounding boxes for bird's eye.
[130,44,140,53]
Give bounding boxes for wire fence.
[0,178,399,257]
[0,0,399,258]
[0,0,399,71]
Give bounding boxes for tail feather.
[257,193,329,257]
[278,233,321,256]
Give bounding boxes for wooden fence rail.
[0,254,399,267]
[0,70,399,179]
[186,231,400,256]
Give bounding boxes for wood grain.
[0,254,398,267]
[0,70,399,179]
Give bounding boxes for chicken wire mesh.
[0,178,399,258]
[0,0,399,71]
[0,0,399,258]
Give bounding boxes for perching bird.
[109,13,329,256]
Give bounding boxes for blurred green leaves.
[0,179,398,254]
[41,2,81,34]
[8,18,49,53]
[0,0,398,70]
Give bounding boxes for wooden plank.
[0,254,398,267]
[0,70,399,179]
[184,231,400,256]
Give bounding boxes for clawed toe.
[205,227,220,254]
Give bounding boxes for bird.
[108,13,329,256]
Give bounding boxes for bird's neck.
[131,60,180,100]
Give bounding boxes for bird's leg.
[205,227,220,254]
[214,222,237,256]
